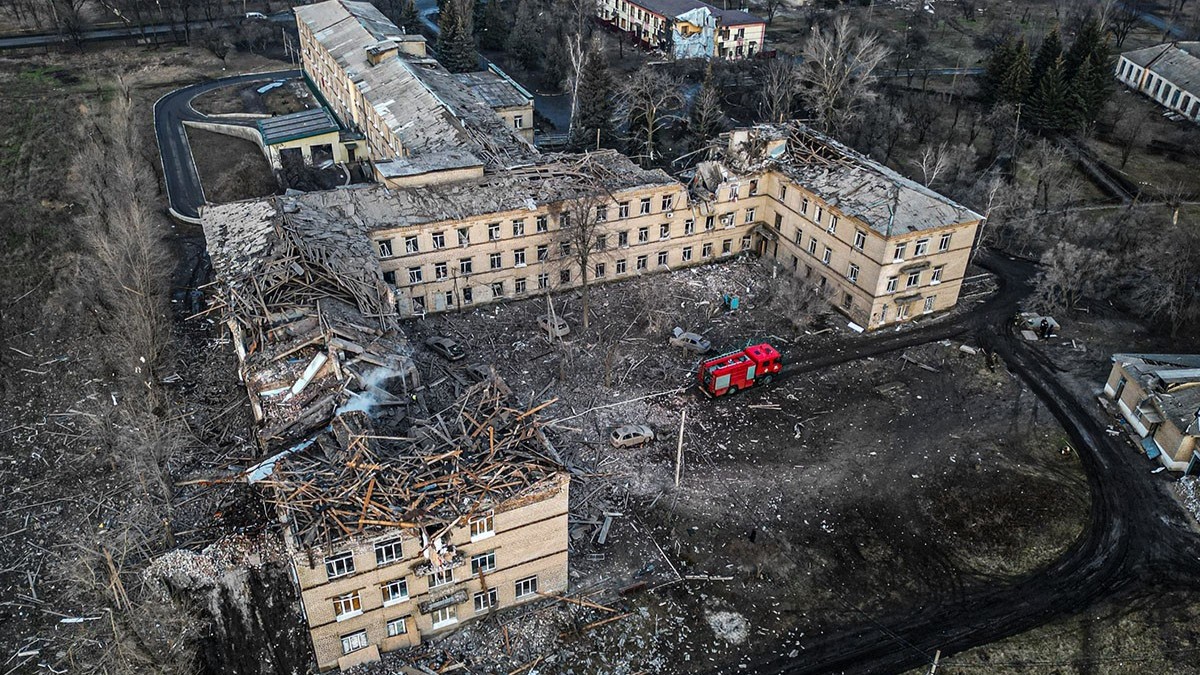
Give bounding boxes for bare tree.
[551,191,612,331]
[798,16,890,134]
[767,265,830,330]
[1128,210,1200,334]
[913,143,951,186]
[1030,240,1117,315]
[1109,0,1147,47]
[761,58,800,123]
[619,67,684,166]
[758,0,785,24]
[51,0,88,47]
[1027,138,1069,212]
[1112,109,1149,169]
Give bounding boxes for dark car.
[425,336,465,361]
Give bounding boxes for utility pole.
[674,409,686,488]
[928,649,941,674]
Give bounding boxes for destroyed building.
[293,0,536,184]
[597,0,766,60]
[1104,354,1200,472]
[201,199,569,671]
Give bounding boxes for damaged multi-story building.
[202,198,569,671]
[597,0,766,60]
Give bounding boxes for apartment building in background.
[1115,41,1200,122]
[598,0,766,60]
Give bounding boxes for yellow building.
[1104,353,1200,471]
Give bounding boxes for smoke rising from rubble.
[336,365,407,416]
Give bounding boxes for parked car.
[669,327,712,354]
[244,11,268,19]
[424,336,465,361]
[538,314,570,338]
[610,424,655,448]
[464,364,492,383]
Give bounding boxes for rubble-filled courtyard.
[369,259,1089,674]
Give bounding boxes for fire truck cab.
[697,343,782,397]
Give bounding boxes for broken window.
[721,239,732,255]
[375,538,403,566]
[595,262,606,277]
[924,296,936,313]
[749,179,758,196]
[325,552,355,579]
[745,208,756,223]
[684,219,695,235]
[432,231,445,249]
[513,249,526,266]
[428,568,454,589]
[405,236,419,254]
[854,230,866,250]
[660,223,670,239]
[459,258,473,274]
[537,273,549,289]
[470,511,494,539]
[457,228,470,246]
[779,184,788,201]
[381,578,408,606]
[382,270,396,285]
[893,243,906,261]
[886,276,898,293]
[705,215,715,231]
[434,262,448,280]
[657,251,668,266]
[470,551,497,575]
[801,197,809,215]
[897,303,910,319]
[386,617,407,636]
[931,265,944,284]
[702,242,713,257]
[432,605,457,629]
[636,255,648,270]
[639,198,651,215]
[559,269,571,284]
[847,263,859,283]
[914,238,929,256]
[638,227,649,243]
[721,213,734,228]
[489,253,502,270]
[728,186,739,201]
[616,259,627,274]
[378,240,394,257]
[513,115,524,129]
[843,292,853,310]
[559,213,570,228]
[822,246,831,265]
[536,215,548,232]
[682,246,693,262]
[515,575,538,599]
[515,278,527,294]
[906,271,920,288]
[462,287,473,304]
[618,230,629,247]
[807,237,817,256]
[741,235,751,250]
[791,254,798,268]
[474,589,498,613]
[596,234,607,250]
[596,205,608,222]
[334,591,362,619]
[488,224,501,241]
[488,281,502,298]
[408,267,422,284]
[828,216,838,234]
[341,630,369,654]
[794,228,803,245]
[536,245,548,261]
[512,219,525,237]
[816,206,824,224]
[618,202,630,219]
[444,290,454,307]
[661,194,674,211]
[939,233,952,252]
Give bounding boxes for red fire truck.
[697,343,782,397]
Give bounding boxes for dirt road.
[741,253,1200,673]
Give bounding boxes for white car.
[610,424,654,448]
[538,315,570,338]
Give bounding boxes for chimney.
[365,40,399,65]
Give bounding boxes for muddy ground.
[186,126,280,203]
[372,259,1090,673]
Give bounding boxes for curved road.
[153,69,299,222]
[716,252,1200,673]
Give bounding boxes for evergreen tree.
[473,0,486,36]
[543,28,570,89]
[437,0,478,73]
[478,0,507,51]
[1071,54,1109,128]
[1027,55,1073,133]
[1028,27,1062,100]
[572,47,616,148]
[998,39,1031,106]
[1064,18,1104,78]
[982,38,1016,107]
[398,0,420,33]
[506,0,540,69]
[689,65,724,145]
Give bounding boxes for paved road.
[0,10,292,49]
[1119,1,1188,39]
[154,69,298,222]
[707,251,1200,673]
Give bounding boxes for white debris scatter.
[1177,477,1200,523]
[705,609,750,644]
[144,533,286,583]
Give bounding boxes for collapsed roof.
[1112,353,1200,434]
[722,123,983,235]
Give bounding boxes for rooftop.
[1113,354,1200,434]
[257,108,340,146]
[723,124,982,235]
[1122,42,1200,94]
[294,0,535,168]
[288,150,678,231]
[628,0,763,25]
[455,68,533,110]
